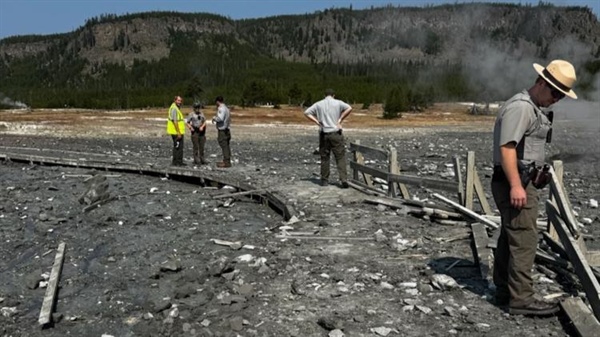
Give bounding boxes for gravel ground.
[1,103,599,337]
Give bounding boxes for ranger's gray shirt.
[492,90,552,166]
[186,111,205,128]
[214,104,231,130]
[304,96,351,133]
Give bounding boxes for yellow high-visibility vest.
[166,103,185,135]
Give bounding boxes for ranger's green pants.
[319,131,347,183]
[491,177,539,307]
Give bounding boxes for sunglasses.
[547,82,565,100]
[546,110,553,143]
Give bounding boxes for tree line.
[0,30,474,112]
[1,6,598,114]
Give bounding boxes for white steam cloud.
[0,93,28,109]
[438,4,600,103]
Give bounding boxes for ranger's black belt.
[493,163,550,189]
[320,130,342,135]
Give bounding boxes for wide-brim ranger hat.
[533,60,577,99]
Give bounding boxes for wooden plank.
[593,266,600,281]
[349,142,389,161]
[265,191,293,221]
[482,215,548,228]
[388,147,399,198]
[547,201,600,319]
[548,163,587,255]
[537,264,558,279]
[212,189,266,199]
[422,207,462,219]
[348,180,386,196]
[363,196,410,210]
[433,233,471,243]
[473,169,492,215]
[63,174,122,178]
[552,160,574,211]
[432,193,499,229]
[387,173,459,193]
[283,231,320,236]
[560,297,600,337]
[470,223,492,283]
[487,229,500,249]
[402,198,457,213]
[1,151,294,224]
[275,235,372,241]
[398,180,411,199]
[352,140,361,182]
[39,242,66,326]
[452,156,465,205]
[388,147,410,199]
[352,140,374,187]
[0,146,124,160]
[586,251,600,267]
[395,148,411,199]
[535,248,571,269]
[363,195,458,214]
[577,233,589,258]
[548,166,580,238]
[433,219,469,226]
[349,161,389,180]
[351,145,456,194]
[2,152,174,179]
[465,151,475,210]
[547,160,563,241]
[542,231,569,261]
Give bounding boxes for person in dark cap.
[491,59,577,316]
[304,88,353,188]
[186,102,208,165]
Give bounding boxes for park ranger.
[212,96,232,168]
[491,60,577,316]
[186,102,208,165]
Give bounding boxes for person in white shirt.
[304,88,353,188]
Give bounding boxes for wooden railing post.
[353,140,373,187]
[352,140,360,181]
[548,160,563,241]
[465,151,475,210]
[388,146,398,197]
[464,151,492,214]
[389,146,410,199]
[453,155,465,206]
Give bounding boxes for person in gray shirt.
[212,96,232,168]
[304,88,353,188]
[186,102,208,165]
[491,59,577,316]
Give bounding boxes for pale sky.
[0,0,598,39]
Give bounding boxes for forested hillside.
[0,2,598,109]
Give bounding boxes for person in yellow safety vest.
[167,96,186,166]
